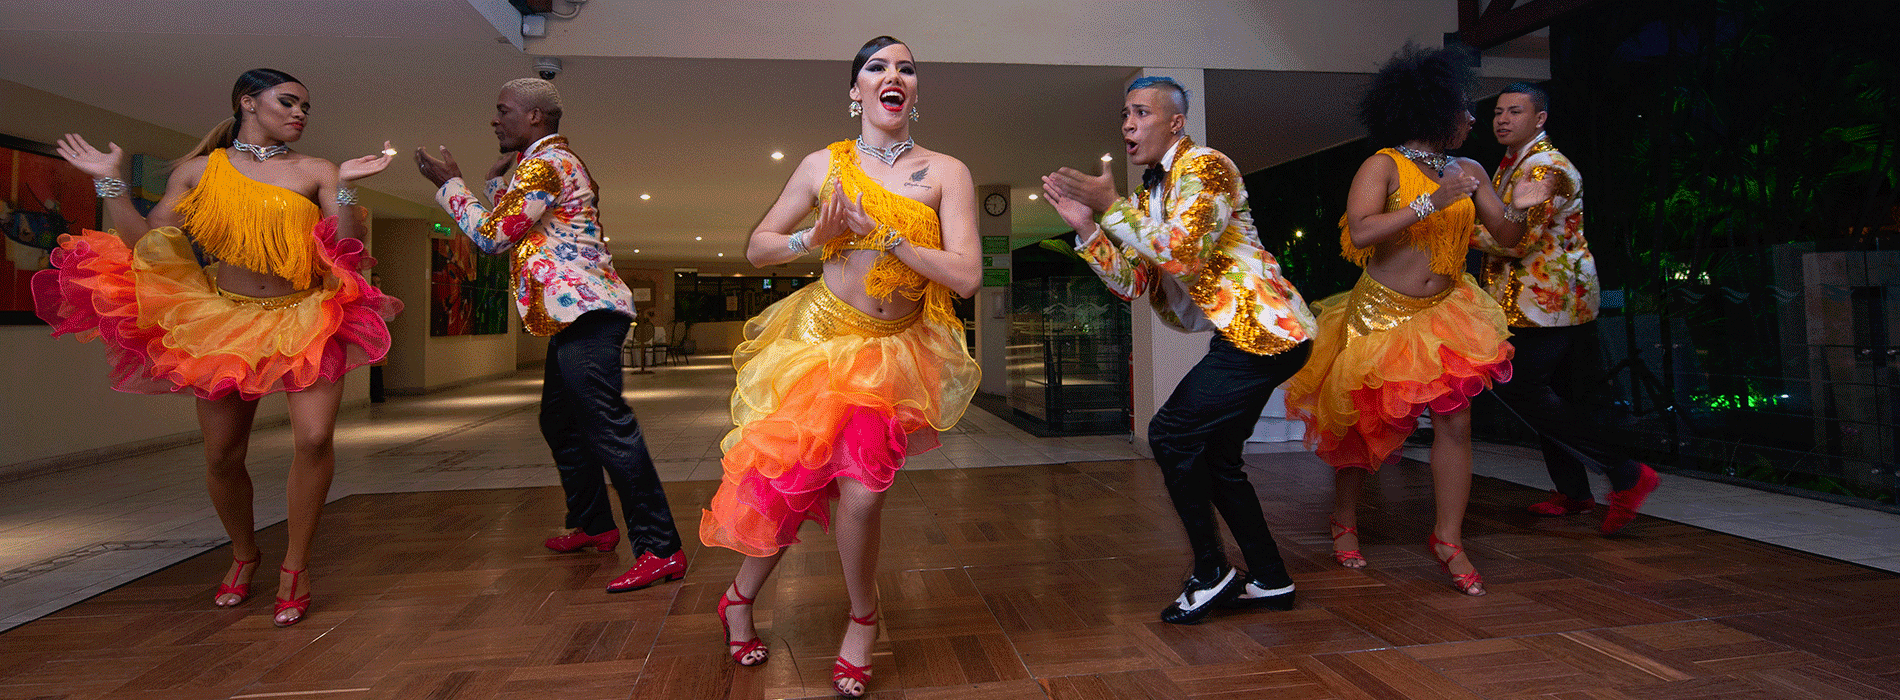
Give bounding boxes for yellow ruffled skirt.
[31,222,401,400]
[700,281,978,557]
[1286,273,1513,471]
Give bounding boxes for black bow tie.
[1142,165,1165,191]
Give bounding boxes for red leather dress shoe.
[606,551,687,593]
[1601,464,1660,534]
[545,528,620,553]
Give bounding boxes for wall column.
[975,183,1011,395]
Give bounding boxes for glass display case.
[1008,276,1131,434]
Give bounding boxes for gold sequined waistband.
[788,280,920,342]
[1343,273,1456,340]
[217,286,319,310]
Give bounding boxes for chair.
[666,321,689,365]
[628,321,656,374]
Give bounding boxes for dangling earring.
[909,105,920,122]
[849,100,863,118]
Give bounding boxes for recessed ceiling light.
[640,193,651,200]
[1027,193,1039,200]
[633,248,640,253]
[771,151,784,160]
[603,236,610,242]
[717,252,724,257]
[694,236,702,241]
[1100,154,1113,162]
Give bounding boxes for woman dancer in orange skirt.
[1286,45,1548,596]
[36,68,399,626]
[698,36,980,697]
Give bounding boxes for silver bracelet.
[93,177,128,199]
[335,186,360,206]
[1502,204,1530,224]
[787,228,812,255]
[882,228,907,251]
[1409,193,1436,220]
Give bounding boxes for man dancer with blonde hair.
[416,78,687,592]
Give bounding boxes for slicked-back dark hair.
[1499,81,1549,114]
[850,36,906,85]
[1357,43,1477,148]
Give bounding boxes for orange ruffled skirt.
[700,281,978,557]
[1285,273,1512,471]
[31,221,401,401]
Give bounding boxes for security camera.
[533,56,563,81]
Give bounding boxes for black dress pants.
[1148,334,1312,586]
[541,310,682,557]
[1491,322,1644,500]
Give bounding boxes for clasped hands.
[809,177,894,250]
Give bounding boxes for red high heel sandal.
[1428,535,1485,596]
[214,554,260,607]
[717,585,768,667]
[1331,519,1367,568]
[832,609,878,698]
[273,566,312,627]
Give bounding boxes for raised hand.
[1042,160,1119,215]
[1040,179,1099,236]
[339,140,395,183]
[1510,172,1556,209]
[414,146,463,188]
[1429,164,1481,211]
[486,152,518,181]
[54,133,125,180]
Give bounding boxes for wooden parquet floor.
[3,456,1898,700]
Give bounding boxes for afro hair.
[1358,43,1478,148]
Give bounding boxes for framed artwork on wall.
[429,233,509,336]
[0,133,101,324]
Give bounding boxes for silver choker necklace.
[1396,145,1449,176]
[855,136,914,166]
[232,140,288,162]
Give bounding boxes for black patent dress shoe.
[1160,566,1245,625]
[1220,576,1296,611]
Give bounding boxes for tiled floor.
[1,351,1897,640]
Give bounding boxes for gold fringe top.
[173,149,321,288]
[1339,148,1472,276]
[817,140,956,327]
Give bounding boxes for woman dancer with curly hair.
[1286,44,1548,596]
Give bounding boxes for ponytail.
[174,116,238,168]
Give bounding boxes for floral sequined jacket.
[1079,137,1315,355]
[1471,133,1598,327]
[435,134,634,336]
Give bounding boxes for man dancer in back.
[1474,82,1659,534]
[417,78,687,591]
[1044,77,1315,623]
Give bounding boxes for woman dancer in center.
[700,36,980,697]
[1285,44,1545,596]
[36,68,399,626]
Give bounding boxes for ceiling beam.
[1459,0,1601,49]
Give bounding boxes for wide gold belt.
[217,286,319,310]
[789,280,919,342]
[1343,273,1455,340]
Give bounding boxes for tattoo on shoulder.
[902,165,931,189]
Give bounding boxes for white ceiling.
[0,1,1544,262]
